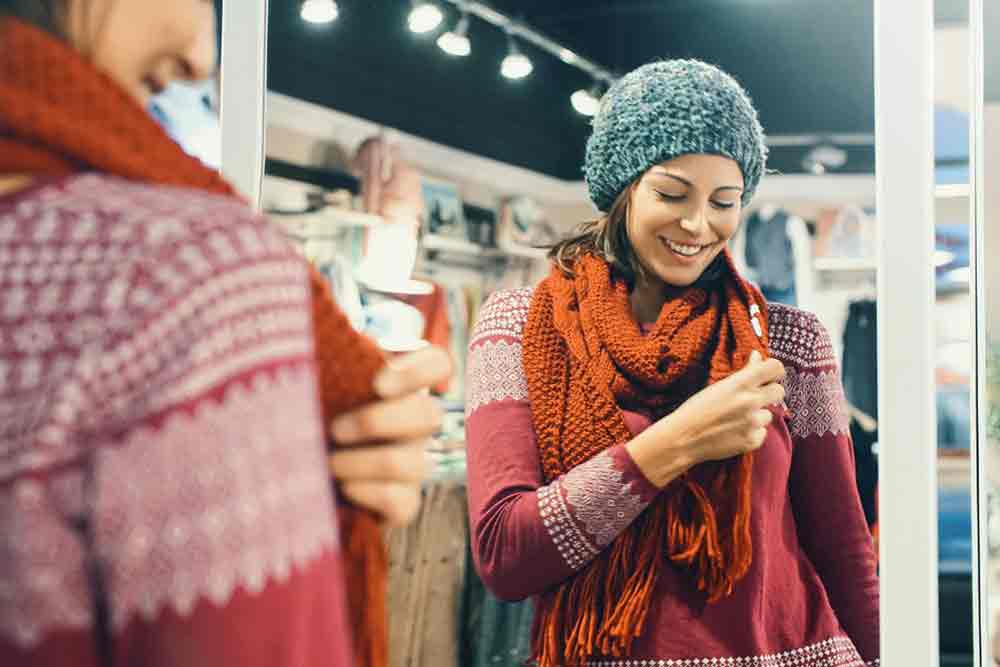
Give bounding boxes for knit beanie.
[584,59,768,212]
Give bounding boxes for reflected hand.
[328,346,451,526]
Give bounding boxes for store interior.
[155,0,1000,663]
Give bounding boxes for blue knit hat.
[584,60,768,212]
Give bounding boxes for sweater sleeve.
[99,208,357,667]
[773,306,880,664]
[464,289,660,602]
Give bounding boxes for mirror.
[934,3,974,666]
[259,1,883,665]
[976,0,1000,662]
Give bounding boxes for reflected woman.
[465,60,879,666]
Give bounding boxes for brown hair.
[549,180,647,285]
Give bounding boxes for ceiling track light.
[300,0,339,24]
[408,1,444,34]
[571,83,603,117]
[501,32,533,80]
[437,13,471,56]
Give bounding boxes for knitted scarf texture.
[522,252,770,665]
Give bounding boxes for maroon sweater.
[0,176,354,666]
[464,288,880,666]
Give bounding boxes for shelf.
[813,257,878,272]
[935,184,970,199]
[422,234,486,255]
[489,244,549,261]
[421,234,548,261]
[271,208,384,239]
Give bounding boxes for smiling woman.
[462,59,879,667]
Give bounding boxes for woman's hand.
[626,350,786,487]
[328,346,451,526]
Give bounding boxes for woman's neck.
[629,276,680,325]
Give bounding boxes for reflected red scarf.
[0,18,387,667]
[523,253,769,665]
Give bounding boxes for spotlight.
[802,141,848,174]
[571,84,602,116]
[408,2,443,34]
[559,48,578,65]
[301,0,339,24]
[501,36,533,79]
[437,14,471,56]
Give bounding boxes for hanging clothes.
[743,207,798,305]
[351,135,425,225]
[842,299,879,528]
[395,284,453,394]
[386,482,468,667]
[460,545,535,667]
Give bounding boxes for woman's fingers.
[331,391,444,445]
[329,439,429,484]
[373,346,452,399]
[340,481,423,527]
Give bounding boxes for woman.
[0,2,448,666]
[465,60,879,666]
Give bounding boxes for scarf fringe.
[533,466,755,666]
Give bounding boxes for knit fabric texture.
[584,59,768,211]
[521,251,770,665]
[0,18,388,667]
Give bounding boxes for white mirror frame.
[219,0,269,207]
[217,0,947,662]
[972,0,989,662]
[875,0,940,663]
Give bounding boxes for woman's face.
[66,0,217,107]
[626,153,745,288]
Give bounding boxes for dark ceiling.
[262,0,995,182]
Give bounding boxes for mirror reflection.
[261,2,881,666]
[979,0,1000,663]
[933,4,974,666]
[0,0,903,666]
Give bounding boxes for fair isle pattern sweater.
[0,176,353,666]
[464,288,880,666]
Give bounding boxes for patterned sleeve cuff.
[537,446,655,571]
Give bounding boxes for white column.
[219,0,269,208]
[875,0,939,663]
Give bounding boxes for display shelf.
[935,183,971,199]
[421,234,548,261]
[271,207,383,240]
[488,244,549,261]
[422,234,485,255]
[813,257,878,272]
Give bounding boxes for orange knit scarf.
[0,19,387,667]
[522,253,770,665]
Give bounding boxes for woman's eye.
[712,201,736,210]
[655,191,685,202]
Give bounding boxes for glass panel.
[935,7,974,665]
[260,2,882,665]
[979,0,1000,661]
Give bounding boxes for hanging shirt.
[745,208,797,292]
